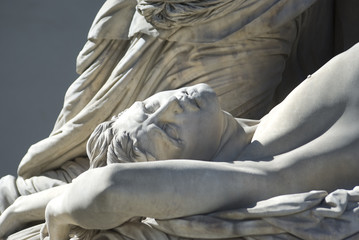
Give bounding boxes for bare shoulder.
[240,43,359,160]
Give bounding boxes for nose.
[148,96,183,123]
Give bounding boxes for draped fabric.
[18,0,316,178]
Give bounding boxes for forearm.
[15,184,69,221]
[65,161,275,222]
[108,161,271,217]
[44,160,278,239]
[0,184,69,238]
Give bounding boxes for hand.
[0,203,25,238]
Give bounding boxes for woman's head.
[86,114,151,168]
[87,84,226,168]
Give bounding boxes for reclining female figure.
[1,43,359,240]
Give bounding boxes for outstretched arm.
[45,150,359,240]
[0,184,69,239]
[44,160,278,240]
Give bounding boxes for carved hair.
[86,112,150,169]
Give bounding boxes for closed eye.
[162,123,180,141]
[152,123,182,149]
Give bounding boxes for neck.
[212,112,259,162]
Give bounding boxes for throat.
[212,114,259,162]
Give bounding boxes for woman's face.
[113,83,224,160]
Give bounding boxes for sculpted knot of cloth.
[137,0,237,29]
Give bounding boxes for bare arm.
[45,148,359,240]
[0,184,69,239]
[44,160,278,240]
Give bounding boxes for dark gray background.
[0,1,104,177]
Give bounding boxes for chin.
[190,84,218,107]
[193,83,215,93]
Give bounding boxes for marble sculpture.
[1,0,359,239]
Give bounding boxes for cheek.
[180,120,204,149]
[137,129,159,157]
[194,113,221,141]
[138,130,182,160]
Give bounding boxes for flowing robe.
[17,0,317,179]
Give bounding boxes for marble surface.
[1,0,359,239]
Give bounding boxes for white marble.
[1,1,359,239]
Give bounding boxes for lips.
[189,96,200,109]
[190,94,201,109]
[188,87,204,109]
[177,94,200,111]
